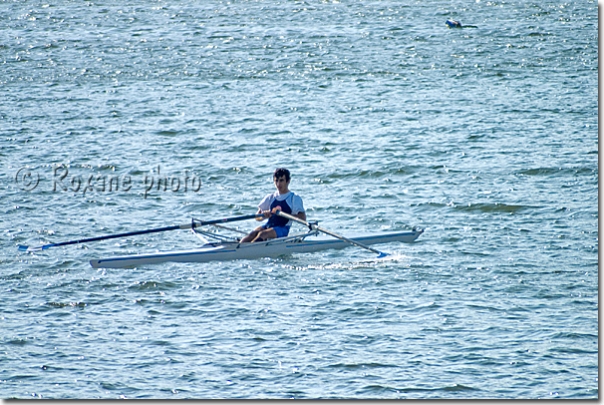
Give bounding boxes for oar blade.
[19,244,49,252]
[18,245,44,252]
[377,252,389,258]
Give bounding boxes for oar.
[275,210,389,258]
[18,213,262,252]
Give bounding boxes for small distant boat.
[446,19,478,28]
[90,228,424,269]
[446,19,463,28]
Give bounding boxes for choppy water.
[1,0,598,399]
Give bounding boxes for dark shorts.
[262,225,290,238]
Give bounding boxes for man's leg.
[240,226,263,243]
[252,228,277,242]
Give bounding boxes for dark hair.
[273,167,291,181]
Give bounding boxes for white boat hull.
[90,230,423,269]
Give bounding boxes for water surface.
[1,0,598,399]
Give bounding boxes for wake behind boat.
[90,228,423,269]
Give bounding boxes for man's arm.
[292,195,306,221]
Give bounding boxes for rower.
[240,168,306,243]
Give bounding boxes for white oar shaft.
[275,210,387,257]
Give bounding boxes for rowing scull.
[90,229,423,269]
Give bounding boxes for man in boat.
[240,167,306,243]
